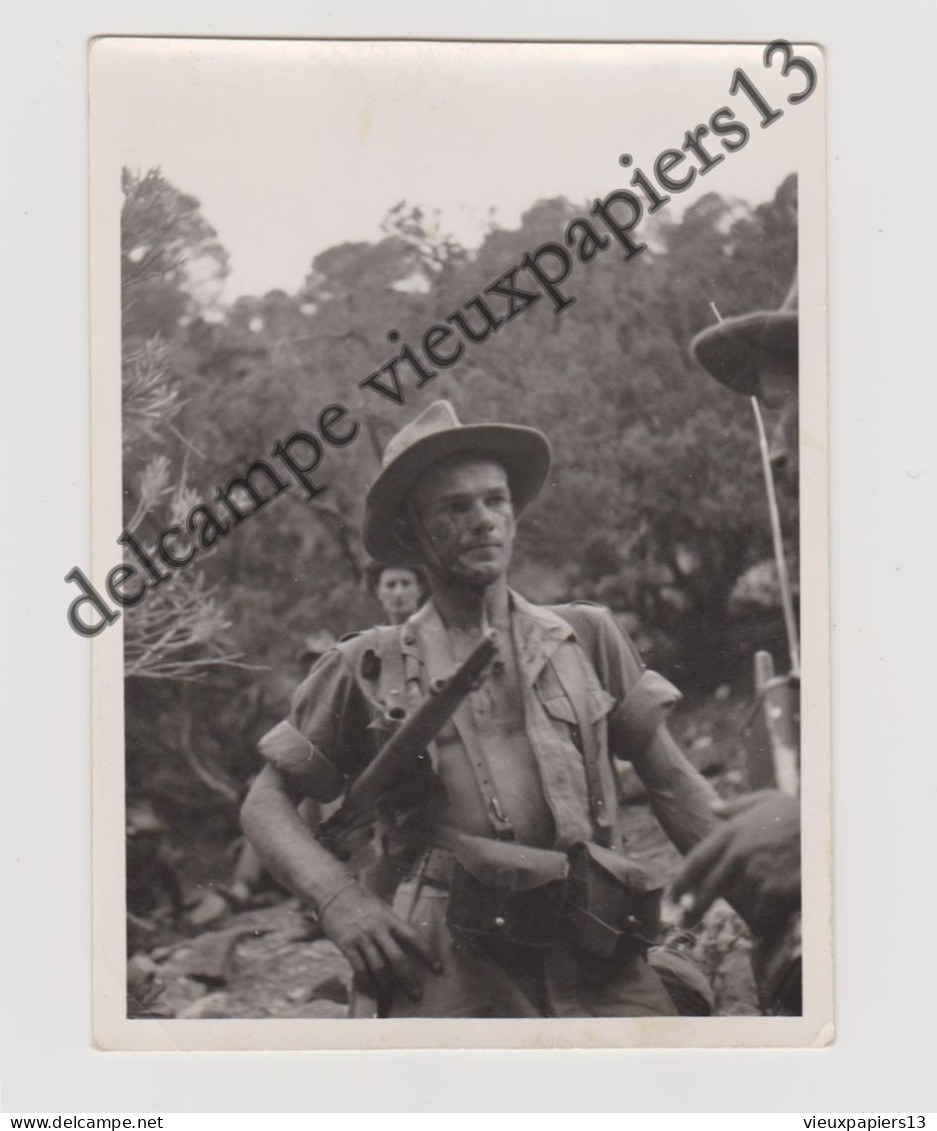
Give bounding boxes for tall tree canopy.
[122,168,798,823]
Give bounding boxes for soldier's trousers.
[383,874,677,1019]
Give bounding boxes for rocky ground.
[127,690,761,1020]
[128,900,353,1020]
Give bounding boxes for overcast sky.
[98,39,814,301]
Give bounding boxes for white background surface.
[107,39,809,300]
[2,0,936,1113]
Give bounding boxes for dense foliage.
[121,168,798,831]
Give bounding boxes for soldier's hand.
[672,790,800,935]
[317,881,442,1001]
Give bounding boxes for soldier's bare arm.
[630,726,720,855]
[241,765,351,904]
[591,606,720,855]
[241,765,439,1000]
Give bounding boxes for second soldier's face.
[412,457,516,586]
[376,569,422,621]
[758,354,799,485]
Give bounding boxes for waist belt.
[412,836,663,959]
[412,844,456,890]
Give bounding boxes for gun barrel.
[350,631,498,805]
[318,631,498,849]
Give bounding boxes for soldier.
[676,282,803,1014]
[691,281,799,476]
[364,561,428,627]
[241,400,720,1017]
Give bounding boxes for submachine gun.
[315,630,498,1021]
[315,631,499,861]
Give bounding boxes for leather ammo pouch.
[565,841,663,960]
[445,836,569,949]
[445,836,663,958]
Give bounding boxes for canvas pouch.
[444,835,662,958]
[445,835,569,949]
[564,840,663,959]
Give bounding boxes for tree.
[121,167,229,341]
[121,169,801,854]
[120,169,249,829]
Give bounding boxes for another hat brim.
[691,310,799,396]
[363,423,552,566]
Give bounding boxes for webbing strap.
[374,625,408,718]
[375,622,515,841]
[550,661,613,847]
[449,700,517,841]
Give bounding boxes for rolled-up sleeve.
[257,647,375,802]
[580,607,682,762]
[586,608,716,849]
[610,669,683,760]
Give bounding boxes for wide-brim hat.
[363,400,552,567]
[690,281,798,396]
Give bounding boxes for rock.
[311,973,349,1005]
[128,953,160,979]
[728,559,782,614]
[186,890,230,929]
[127,955,165,1017]
[177,991,234,1019]
[285,999,348,1019]
[174,926,268,984]
[126,954,178,1019]
[286,986,314,1004]
[157,974,207,1016]
[688,735,727,776]
[659,585,690,614]
[284,913,322,943]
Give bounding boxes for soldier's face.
[412,457,516,586]
[376,568,422,620]
[757,354,799,484]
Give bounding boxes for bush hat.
[690,280,798,397]
[363,400,552,566]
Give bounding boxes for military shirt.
[258,591,686,852]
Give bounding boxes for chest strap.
[374,621,516,842]
[549,660,613,848]
[374,624,408,719]
[449,700,517,842]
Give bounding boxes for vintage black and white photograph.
[87,38,829,1049]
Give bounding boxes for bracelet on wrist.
[315,877,357,920]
